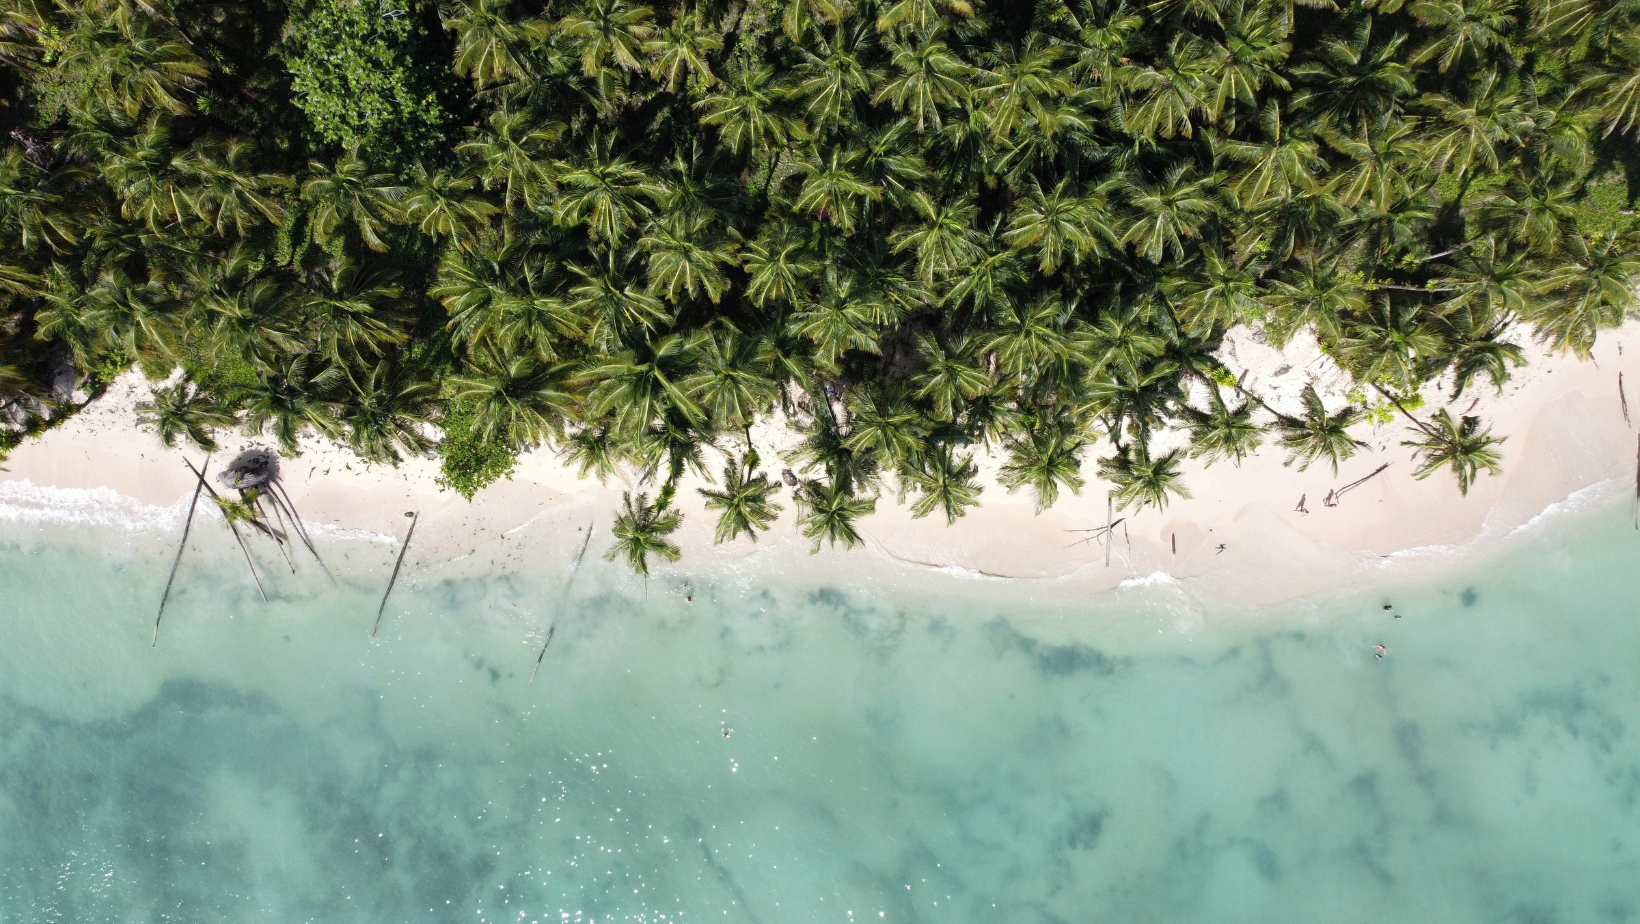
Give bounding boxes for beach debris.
[371,511,418,638]
[185,457,268,603]
[1105,495,1114,567]
[153,456,211,646]
[530,521,595,684]
[1066,517,1126,550]
[1622,372,1631,427]
[1331,463,1390,505]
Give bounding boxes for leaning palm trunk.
[184,457,268,603]
[372,512,418,638]
[153,456,211,646]
[530,523,595,685]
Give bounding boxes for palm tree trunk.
[154,456,211,646]
[372,512,418,638]
[1371,384,1441,439]
[184,458,268,603]
[530,522,594,685]
[268,480,331,577]
[257,494,298,573]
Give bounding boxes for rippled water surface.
[1,499,1638,924]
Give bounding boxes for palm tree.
[1276,384,1366,473]
[301,150,407,252]
[978,33,1073,141]
[684,324,777,435]
[637,210,735,303]
[1420,72,1535,180]
[911,334,989,420]
[1289,20,1415,129]
[741,221,819,308]
[890,193,983,283]
[843,389,926,469]
[1528,230,1640,357]
[457,109,563,214]
[876,0,975,33]
[606,491,682,575]
[1181,386,1263,466]
[905,445,981,523]
[583,331,705,438]
[794,23,877,135]
[0,149,83,254]
[873,36,971,132]
[448,348,576,450]
[299,260,410,366]
[1407,0,1517,74]
[696,65,798,157]
[559,0,654,78]
[795,478,876,551]
[174,137,290,238]
[699,460,783,543]
[1002,176,1115,274]
[1121,164,1218,263]
[1098,444,1190,512]
[233,354,342,454]
[553,136,666,248]
[443,0,547,87]
[1402,409,1504,495]
[137,381,234,451]
[999,425,1086,512]
[564,260,671,349]
[791,146,881,234]
[645,9,721,91]
[403,166,500,248]
[336,362,437,464]
[791,416,881,494]
[57,11,207,119]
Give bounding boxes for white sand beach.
[4,323,1638,605]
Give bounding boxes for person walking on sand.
[1295,494,1308,514]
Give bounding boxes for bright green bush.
[285,0,456,166]
[435,400,516,500]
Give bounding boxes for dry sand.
[4,322,1637,606]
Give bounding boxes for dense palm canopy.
[3,0,1638,571]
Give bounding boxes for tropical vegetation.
[2,0,1639,569]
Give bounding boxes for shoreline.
[3,322,1638,607]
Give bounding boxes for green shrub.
[436,400,516,499]
[86,350,132,393]
[284,0,457,168]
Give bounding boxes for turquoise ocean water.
[1,494,1638,924]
